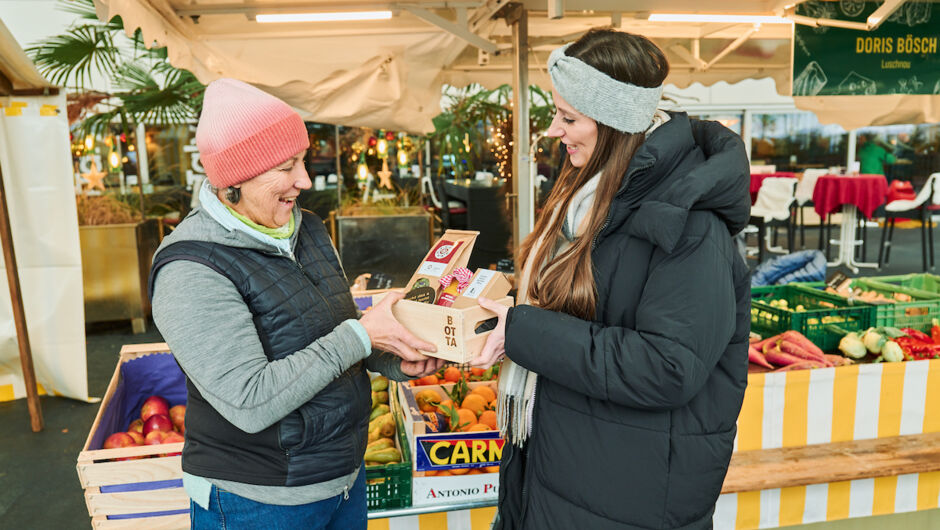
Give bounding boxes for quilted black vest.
[148,211,372,486]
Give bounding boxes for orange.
[415,389,442,413]
[468,423,490,432]
[449,468,470,475]
[470,367,486,377]
[489,399,497,411]
[461,394,487,416]
[478,410,497,430]
[470,385,497,403]
[482,466,500,473]
[455,408,477,432]
[415,375,439,386]
[436,399,455,416]
[435,470,453,476]
[467,468,483,474]
[443,366,462,383]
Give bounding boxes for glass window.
[689,113,743,136]
[857,123,940,187]
[751,112,847,172]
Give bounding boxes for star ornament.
[377,158,393,189]
[81,160,108,193]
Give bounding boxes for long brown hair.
[518,29,669,320]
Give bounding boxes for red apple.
[164,431,184,444]
[103,432,136,449]
[144,431,167,445]
[126,431,144,445]
[142,414,173,436]
[169,405,186,431]
[127,418,144,434]
[140,395,170,422]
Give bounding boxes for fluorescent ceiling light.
[256,11,393,23]
[648,14,792,24]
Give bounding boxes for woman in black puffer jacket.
[472,29,751,529]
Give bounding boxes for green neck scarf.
[225,206,295,239]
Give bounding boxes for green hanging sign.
[792,1,940,96]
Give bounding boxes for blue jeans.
[190,467,367,530]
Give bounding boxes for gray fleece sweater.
[151,204,406,506]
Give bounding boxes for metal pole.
[847,129,857,174]
[0,162,43,432]
[334,125,342,207]
[508,4,531,245]
[136,122,150,189]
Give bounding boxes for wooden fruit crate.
[76,343,188,530]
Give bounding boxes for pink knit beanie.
[196,78,309,188]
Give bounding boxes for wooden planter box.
[80,219,160,334]
[329,209,433,288]
[76,343,187,530]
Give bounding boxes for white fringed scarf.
[497,110,670,446]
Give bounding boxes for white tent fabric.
[95,0,797,132]
[0,23,88,402]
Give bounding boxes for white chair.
[750,164,777,174]
[878,173,939,271]
[794,168,827,248]
[748,177,799,263]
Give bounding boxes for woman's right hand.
[359,291,437,361]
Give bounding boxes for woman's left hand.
[400,357,447,378]
[470,297,509,368]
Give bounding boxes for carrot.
[749,346,774,369]
[753,333,784,353]
[763,346,808,367]
[824,354,853,367]
[781,331,825,358]
[772,360,826,372]
[777,339,831,365]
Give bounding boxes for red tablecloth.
[812,174,888,219]
[750,172,798,203]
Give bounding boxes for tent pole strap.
[507,4,531,248]
[0,162,43,432]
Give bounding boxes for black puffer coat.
[496,113,751,529]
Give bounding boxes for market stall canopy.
[0,20,56,94]
[94,0,797,132]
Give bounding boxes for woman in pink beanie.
[149,78,442,529]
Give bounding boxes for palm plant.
[25,0,204,137]
[429,84,554,180]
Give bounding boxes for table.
[443,179,512,270]
[812,174,888,273]
[750,172,798,204]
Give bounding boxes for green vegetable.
[839,332,868,359]
[882,340,905,362]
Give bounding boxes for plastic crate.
[851,278,940,332]
[750,285,874,352]
[865,274,940,298]
[365,381,412,511]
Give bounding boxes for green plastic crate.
[851,278,940,332]
[865,274,940,298]
[750,284,874,352]
[365,382,412,511]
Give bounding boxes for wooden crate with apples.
[76,343,188,530]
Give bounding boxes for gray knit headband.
[548,43,663,134]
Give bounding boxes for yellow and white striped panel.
[369,507,497,530]
[715,359,940,529]
[0,372,48,402]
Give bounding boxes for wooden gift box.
[378,293,513,363]
[76,344,187,530]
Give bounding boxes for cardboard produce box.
[76,344,188,530]
[397,380,502,506]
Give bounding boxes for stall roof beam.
[401,5,499,54]
[785,0,908,32]
[175,2,485,17]
[703,25,758,71]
